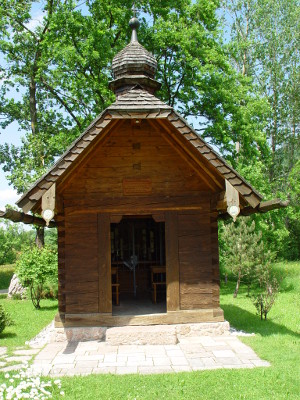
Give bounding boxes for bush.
[251,264,281,320]
[16,246,58,309]
[0,304,13,334]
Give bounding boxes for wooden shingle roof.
[112,42,157,79]
[16,87,263,212]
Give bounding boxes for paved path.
[28,336,270,377]
[0,289,8,294]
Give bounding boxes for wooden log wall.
[60,119,212,212]
[178,208,219,310]
[57,215,66,317]
[57,119,221,316]
[211,212,220,309]
[64,213,99,313]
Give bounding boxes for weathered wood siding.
[178,208,219,310]
[57,215,66,315]
[64,213,98,313]
[58,119,220,315]
[60,119,211,210]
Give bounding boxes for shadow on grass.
[39,304,58,311]
[223,304,300,338]
[0,332,17,339]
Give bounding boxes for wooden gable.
[60,119,213,205]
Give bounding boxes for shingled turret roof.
[109,17,160,95]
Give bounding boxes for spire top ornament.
[129,4,140,42]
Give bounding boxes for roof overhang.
[14,88,287,222]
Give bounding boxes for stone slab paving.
[0,346,42,373]
[28,336,270,377]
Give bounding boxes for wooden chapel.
[12,17,287,329]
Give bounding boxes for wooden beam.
[98,213,112,313]
[21,200,36,214]
[225,180,240,221]
[165,211,180,311]
[55,308,225,327]
[218,198,289,220]
[0,208,56,228]
[41,184,56,225]
[63,194,211,215]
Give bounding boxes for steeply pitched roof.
[16,87,263,212]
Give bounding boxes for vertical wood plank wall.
[57,215,66,316]
[165,211,180,311]
[64,213,99,313]
[98,213,112,313]
[178,207,217,310]
[210,212,220,308]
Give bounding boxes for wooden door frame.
[98,211,180,314]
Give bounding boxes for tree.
[0,0,271,211]
[223,0,300,258]
[251,265,280,320]
[220,217,274,297]
[0,219,34,265]
[16,246,57,309]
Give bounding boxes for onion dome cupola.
[109,16,161,95]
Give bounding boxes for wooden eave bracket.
[0,208,56,228]
[218,198,289,220]
[41,184,56,226]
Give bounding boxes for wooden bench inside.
[111,267,120,306]
[151,266,166,303]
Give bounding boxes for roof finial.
[129,4,140,43]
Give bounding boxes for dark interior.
[111,217,166,312]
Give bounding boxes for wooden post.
[98,213,112,313]
[41,184,56,225]
[165,211,180,311]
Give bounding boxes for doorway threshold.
[112,297,166,316]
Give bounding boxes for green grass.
[0,298,58,351]
[0,264,15,289]
[0,261,299,399]
[56,261,300,400]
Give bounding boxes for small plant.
[0,367,64,399]
[16,246,57,309]
[0,304,13,334]
[252,267,280,320]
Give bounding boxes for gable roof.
[16,87,263,213]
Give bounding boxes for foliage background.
[0,0,299,260]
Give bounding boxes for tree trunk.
[233,271,241,298]
[35,226,45,248]
[29,75,38,136]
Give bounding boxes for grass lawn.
[0,298,58,351]
[57,261,300,400]
[0,264,15,289]
[0,261,299,399]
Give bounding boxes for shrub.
[16,246,58,309]
[0,304,13,334]
[252,265,281,320]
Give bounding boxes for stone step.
[52,321,230,344]
[106,325,178,345]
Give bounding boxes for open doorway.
[110,216,166,315]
